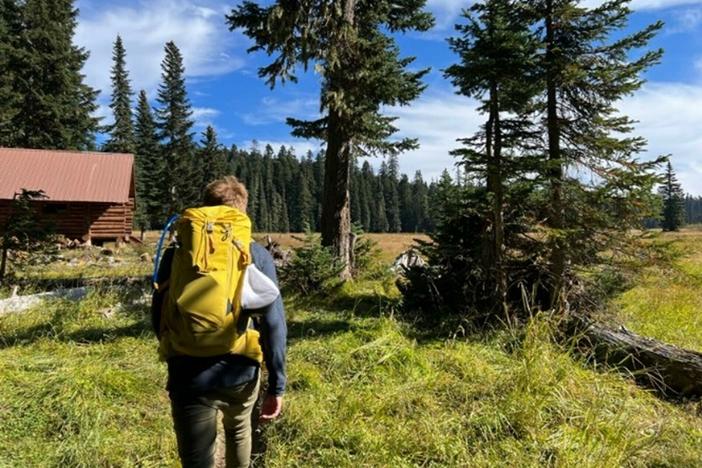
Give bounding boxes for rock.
[139,252,152,263]
[393,248,425,272]
[101,248,114,256]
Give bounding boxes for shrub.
[279,230,344,295]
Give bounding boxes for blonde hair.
[203,176,248,212]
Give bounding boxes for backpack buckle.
[206,222,214,233]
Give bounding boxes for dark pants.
[170,377,260,468]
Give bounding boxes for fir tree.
[659,161,685,231]
[199,126,228,187]
[228,0,434,278]
[104,35,135,153]
[359,161,375,232]
[398,174,413,232]
[0,0,21,146]
[11,0,100,149]
[536,0,664,308]
[445,0,538,313]
[384,155,402,232]
[294,164,315,232]
[156,41,197,213]
[412,171,429,232]
[134,90,164,229]
[373,176,390,233]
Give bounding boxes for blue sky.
[75,0,702,194]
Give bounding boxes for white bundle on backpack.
[240,263,280,310]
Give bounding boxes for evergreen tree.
[228,0,434,278]
[372,176,390,233]
[659,161,685,231]
[156,41,197,213]
[445,0,538,313]
[0,0,21,146]
[359,161,375,231]
[134,90,164,229]
[398,174,413,232]
[104,35,135,153]
[199,126,228,187]
[10,0,99,149]
[256,173,270,231]
[384,155,402,232]
[536,0,663,308]
[411,171,429,232]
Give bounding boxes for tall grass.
[0,289,178,467]
[615,229,702,351]
[3,241,702,467]
[264,302,702,467]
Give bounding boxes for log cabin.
[0,148,136,243]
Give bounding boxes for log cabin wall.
[0,200,133,241]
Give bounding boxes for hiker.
[151,176,287,468]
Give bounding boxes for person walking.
[152,176,287,468]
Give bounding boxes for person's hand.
[259,394,283,422]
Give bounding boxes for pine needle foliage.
[659,161,685,232]
[103,36,135,154]
[227,0,434,277]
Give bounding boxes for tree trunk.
[545,0,566,311]
[489,82,508,320]
[567,312,702,398]
[0,246,8,284]
[320,108,352,279]
[319,0,356,280]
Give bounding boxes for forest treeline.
[227,145,444,234]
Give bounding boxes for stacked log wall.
[0,200,133,240]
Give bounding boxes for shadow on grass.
[0,317,152,349]
[287,318,352,344]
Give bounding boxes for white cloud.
[390,83,702,194]
[672,7,702,31]
[390,91,481,181]
[631,0,702,7]
[75,0,243,98]
[241,96,320,126]
[620,82,702,195]
[192,106,221,129]
[428,0,702,31]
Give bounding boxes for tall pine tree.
[156,41,197,213]
[134,90,163,229]
[537,0,663,309]
[104,35,135,153]
[199,126,228,187]
[659,161,685,232]
[445,0,538,314]
[228,0,434,278]
[0,0,21,147]
[10,0,99,149]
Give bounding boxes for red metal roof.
[0,148,134,203]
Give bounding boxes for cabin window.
[43,204,68,215]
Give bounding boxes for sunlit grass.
[3,231,702,467]
[265,309,702,467]
[615,228,702,351]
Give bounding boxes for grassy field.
[3,232,702,466]
[614,227,702,351]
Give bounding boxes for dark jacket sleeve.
[250,242,287,396]
[151,245,175,338]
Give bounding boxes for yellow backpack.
[157,205,263,362]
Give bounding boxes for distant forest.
[221,144,444,234]
[223,143,702,234]
[684,196,702,225]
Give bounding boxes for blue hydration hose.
[152,214,180,288]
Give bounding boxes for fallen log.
[567,311,702,399]
[9,275,150,293]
